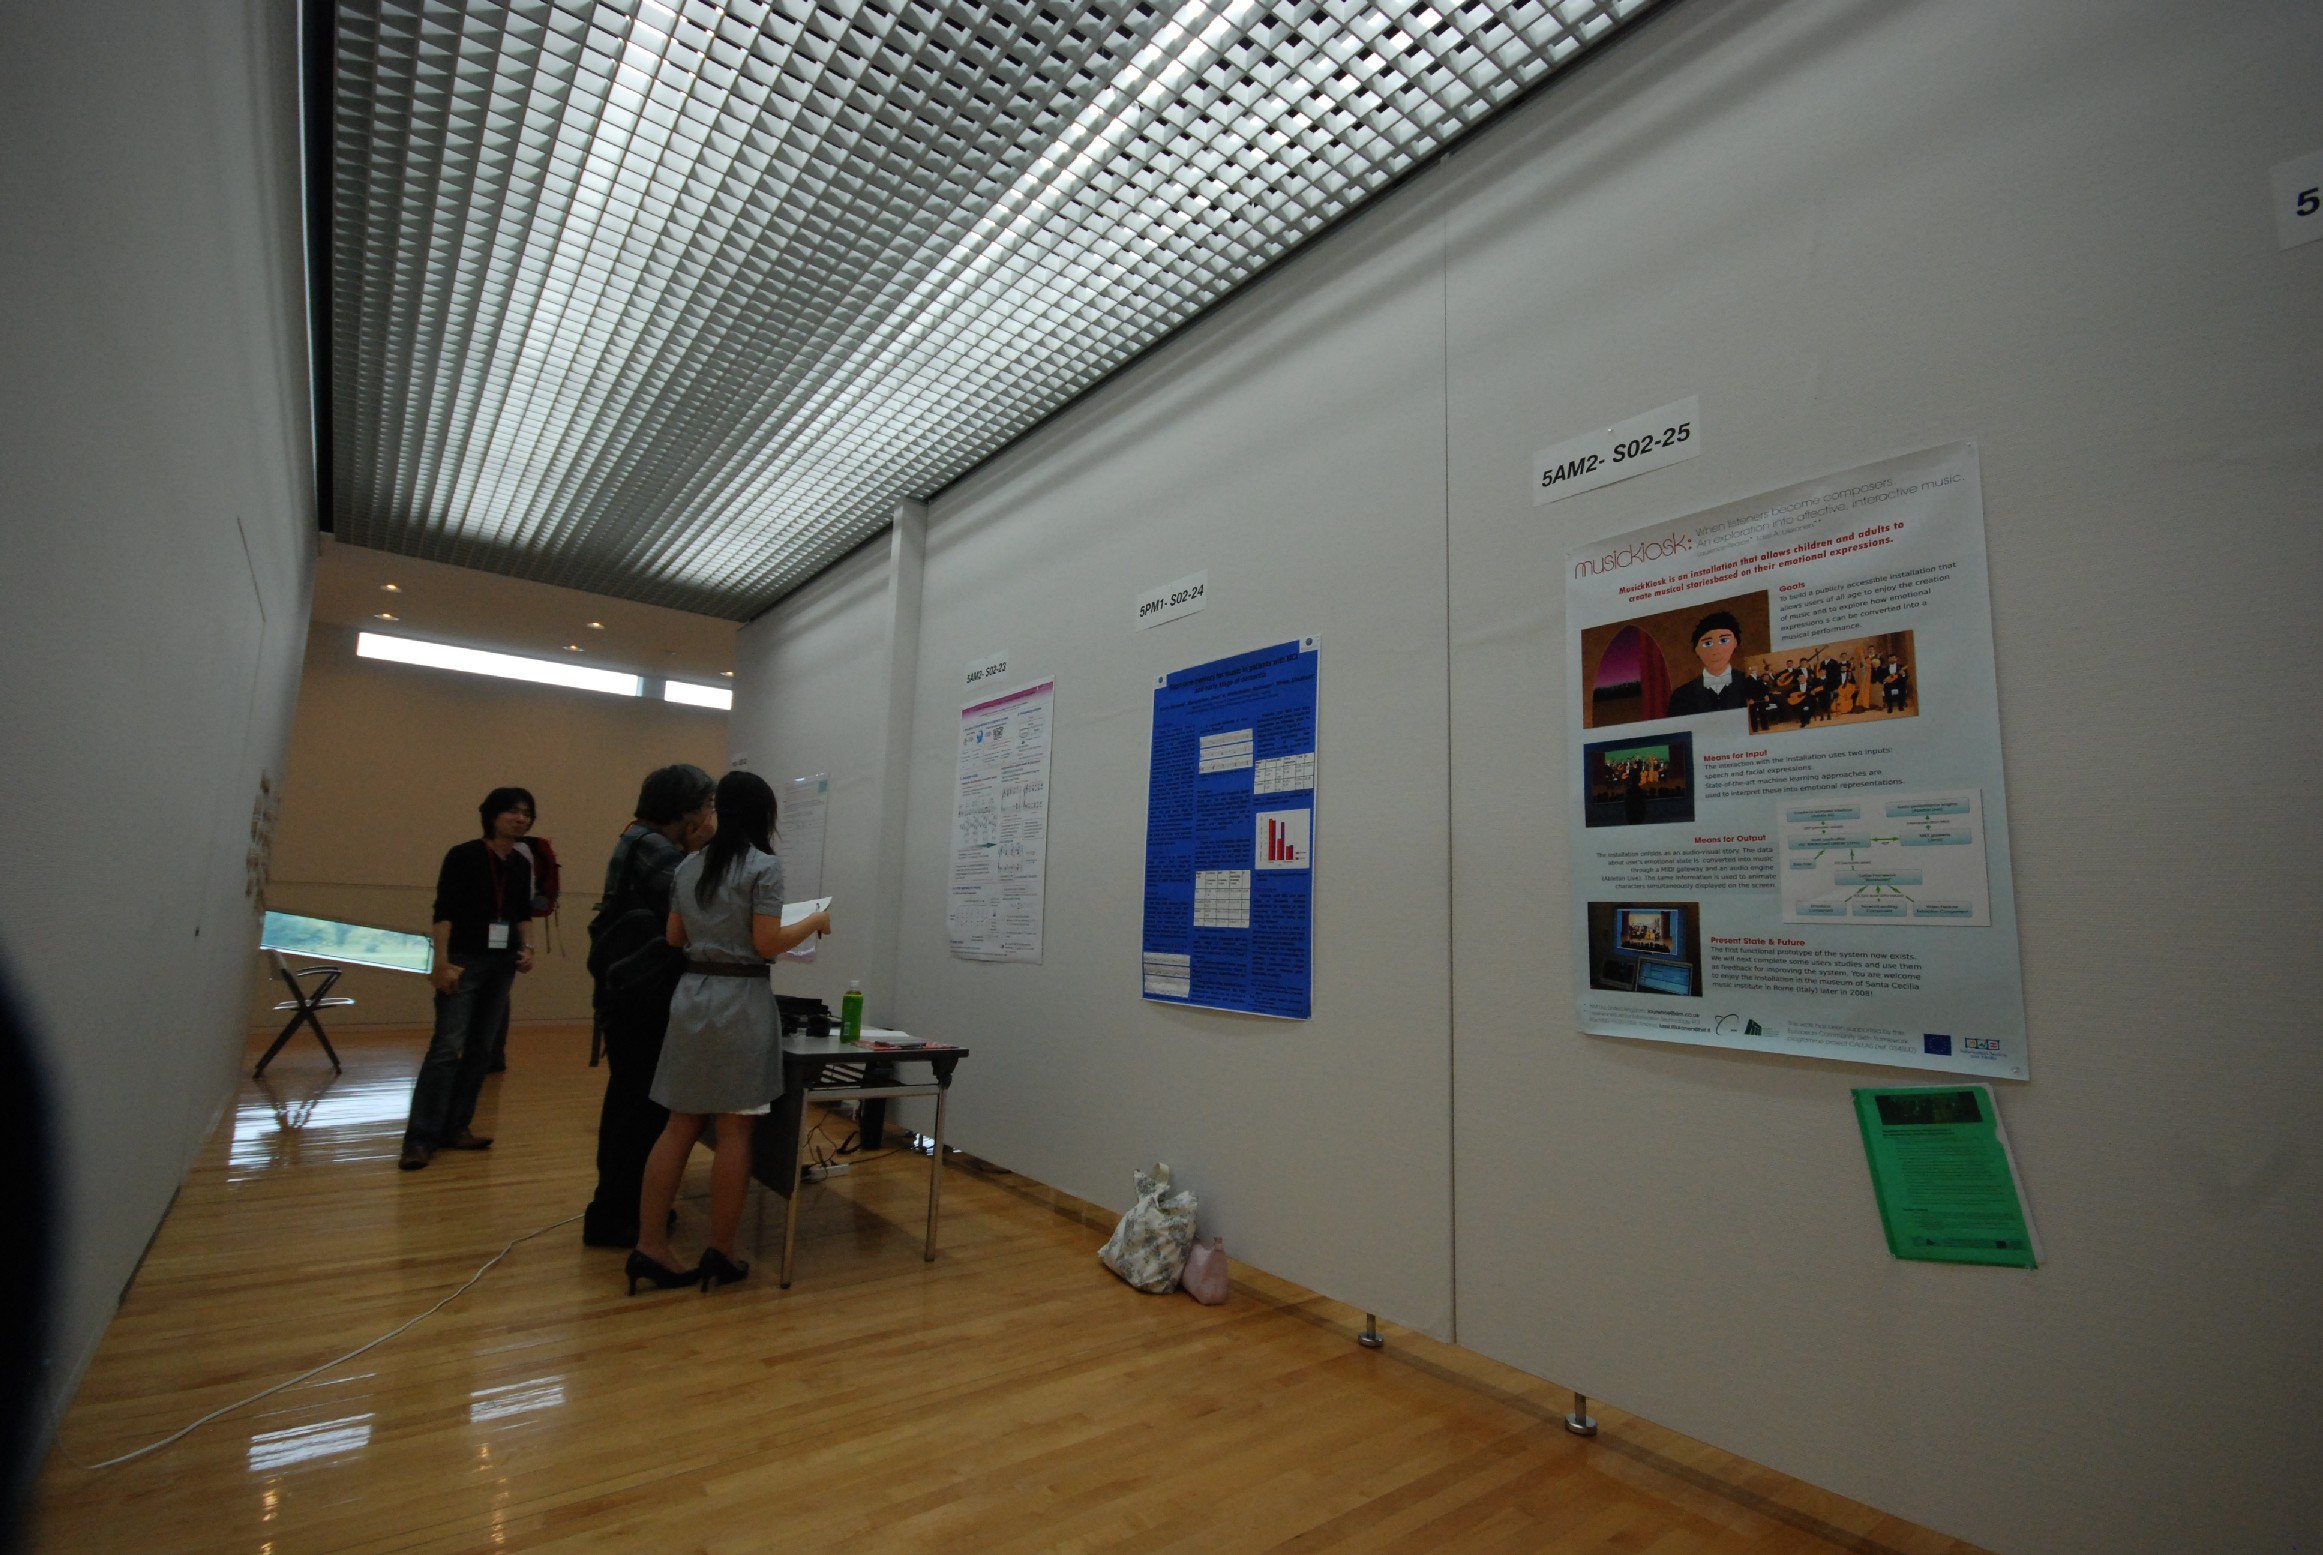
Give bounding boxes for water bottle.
[839,980,864,1044]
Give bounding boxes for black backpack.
[586,830,684,1002]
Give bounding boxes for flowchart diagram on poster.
[1780,788,1991,926]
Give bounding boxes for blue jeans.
[403,952,516,1148]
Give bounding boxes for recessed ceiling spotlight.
[587,621,604,630]
[374,612,398,621]
[720,670,735,678]
[565,644,583,653]
[380,583,401,593]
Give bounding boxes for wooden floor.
[36,1023,1988,1555]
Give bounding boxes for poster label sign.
[1563,442,2027,1077]
[1532,395,1700,506]
[2271,146,2323,250]
[1135,570,1209,630]
[965,649,1010,688]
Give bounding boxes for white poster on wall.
[948,679,1055,962]
[779,773,829,961]
[1564,442,2027,1078]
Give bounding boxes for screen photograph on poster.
[1564,443,2028,1079]
[1586,901,1703,997]
[1583,732,1696,829]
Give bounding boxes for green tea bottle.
[839,980,864,1043]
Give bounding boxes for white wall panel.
[724,1,2318,1543]
[0,0,316,1415]
[1442,2,2322,1551]
[894,193,1458,1335]
[732,538,901,1015]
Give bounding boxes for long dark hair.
[695,770,776,908]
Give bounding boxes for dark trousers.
[583,995,671,1242]
[404,952,516,1148]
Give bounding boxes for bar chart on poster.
[1141,637,1317,1018]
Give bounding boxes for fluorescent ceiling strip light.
[656,0,1259,582]
[356,631,644,698]
[662,679,734,710]
[335,0,1651,613]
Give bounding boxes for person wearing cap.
[1664,610,1765,718]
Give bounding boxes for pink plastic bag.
[1181,1236,1229,1305]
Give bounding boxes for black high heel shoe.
[698,1248,750,1291]
[625,1250,698,1295]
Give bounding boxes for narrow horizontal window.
[662,679,734,710]
[356,631,645,698]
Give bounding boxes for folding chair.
[256,951,350,1077]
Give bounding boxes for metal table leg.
[924,1086,949,1261]
[779,1096,808,1289]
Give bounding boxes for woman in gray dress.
[627,771,832,1293]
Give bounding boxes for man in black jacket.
[580,764,716,1246]
[401,787,536,1170]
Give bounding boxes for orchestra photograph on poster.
[1582,731,1696,829]
[1742,630,1917,732]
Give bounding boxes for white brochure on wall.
[778,773,829,960]
[948,678,1055,962]
[1564,442,2027,1078]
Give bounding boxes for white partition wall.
[734,0,2321,1545]
[891,184,1460,1336]
[0,1,315,1415]
[730,536,903,1014]
[1442,2,2321,1551]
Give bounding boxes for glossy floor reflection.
[232,1070,414,1173]
[38,1023,1989,1555]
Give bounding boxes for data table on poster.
[1142,637,1317,1018]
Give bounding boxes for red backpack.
[515,836,562,916]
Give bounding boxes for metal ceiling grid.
[334,0,1657,619]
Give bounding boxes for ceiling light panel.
[335,0,1659,618]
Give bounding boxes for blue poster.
[1141,636,1317,1018]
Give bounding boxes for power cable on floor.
[50,1117,920,1467]
[49,1209,584,1470]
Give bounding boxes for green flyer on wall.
[1852,1084,2039,1268]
